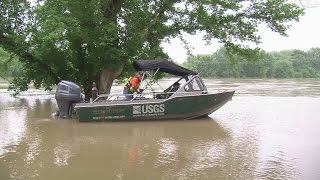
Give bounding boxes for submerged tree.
[0,0,304,97]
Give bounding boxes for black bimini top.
[133,59,197,76]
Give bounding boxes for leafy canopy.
[184,47,320,78]
[0,0,304,94]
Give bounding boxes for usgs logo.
[133,104,165,115]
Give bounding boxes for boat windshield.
[184,76,205,92]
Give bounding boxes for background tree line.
[3,46,320,80]
[183,47,320,78]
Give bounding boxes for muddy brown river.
[0,79,320,180]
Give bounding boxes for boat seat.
[155,93,170,99]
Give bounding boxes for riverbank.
[0,79,55,97]
[0,79,9,89]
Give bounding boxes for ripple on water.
[1,79,320,180]
[155,138,178,167]
[0,110,27,157]
[254,149,301,180]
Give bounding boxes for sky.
[162,1,320,63]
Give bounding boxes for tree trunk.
[99,65,123,94]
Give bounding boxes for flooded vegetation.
[1,79,320,180]
[0,79,8,90]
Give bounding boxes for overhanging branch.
[0,33,61,84]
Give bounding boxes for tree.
[0,0,304,97]
[0,48,24,79]
[182,47,320,79]
[274,60,294,78]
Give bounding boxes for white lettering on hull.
[133,104,165,117]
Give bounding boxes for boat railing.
[92,91,176,103]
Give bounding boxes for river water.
[0,79,320,180]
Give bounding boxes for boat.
[54,59,235,122]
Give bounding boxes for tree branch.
[0,33,61,84]
[103,0,124,18]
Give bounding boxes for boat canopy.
[133,59,197,77]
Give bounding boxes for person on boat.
[170,82,180,92]
[156,82,180,99]
[123,72,144,100]
[91,82,98,101]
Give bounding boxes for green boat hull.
[74,91,235,122]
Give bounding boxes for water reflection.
[255,149,299,180]
[0,109,27,157]
[155,138,178,167]
[0,95,56,179]
[1,99,237,180]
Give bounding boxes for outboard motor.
[55,80,82,118]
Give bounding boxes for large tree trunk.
[99,65,123,94]
[97,0,124,95]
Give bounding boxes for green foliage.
[0,48,24,79]
[0,0,304,95]
[184,47,320,78]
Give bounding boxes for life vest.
[125,75,141,93]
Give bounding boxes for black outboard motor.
[55,80,82,118]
